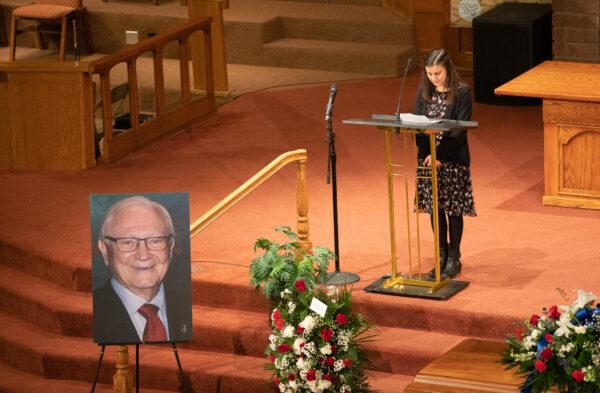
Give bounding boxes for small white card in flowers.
[309,297,327,317]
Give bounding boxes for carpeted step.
[0,310,418,392]
[277,0,383,6]
[0,362,168,393]
[244,38,415,74]
[0,311,273,392]
[0,263,463,376]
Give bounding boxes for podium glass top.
[343,114,478,132]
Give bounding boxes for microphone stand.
[325,104,360,285]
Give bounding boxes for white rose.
[318,379,332,390]
[574,325,587,334]
[320,343,332,355]
[283,325,295,338]
[278,383,286,392]
[300,316,316,334]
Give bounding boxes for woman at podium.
[413,48,477,279]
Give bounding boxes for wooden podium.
[495,61,600,210]
[344,115,477,298]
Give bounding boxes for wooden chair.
[8,0,85,61]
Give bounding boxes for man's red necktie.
[138,303,167,342]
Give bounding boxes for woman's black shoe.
[443,250,461,277]
[427,247,448,279]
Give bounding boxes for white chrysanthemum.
[274,357,281,369]
[304,342,316,355]
[289,380,298,390]
[288,301,296,313]
[575,290,597,309]
[282,325,295,338]
[318,379,332,390]
[340,384,351,392]
[280,288,292,299]
[300,369,308,379]
[293,337,306,355]
[270,342,277,351]
[278,383,286,392]
[334,359,344,372]
[281,356,290,368]
[320,343,332,355]
[326,285,338,296]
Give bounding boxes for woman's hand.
[423,155,441,169]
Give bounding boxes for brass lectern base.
[364,276,469,300]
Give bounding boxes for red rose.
[548,305,561,320]
[515,326,527,340]
[572,369,585,382]
[540,347,553,360]
[275,318,285,331]
[323,373,333,381]
[288,373,296,381]
[534,360,547,373]
[277,343,291,353]
[544,333,553,343]
[335,313,349,325]
[318,357,325,364]
[299,342,305,349]
[529,314,540,326]
[273,309,281,321]
[331,345,337,353]
[296,326,305,334]
[273,376,280,385]
[295,279,306,292]
[325,357,335,367]
[268,354,276,363]
[306,369,316,381]
[343,358,353,368]
[321,328,333,341]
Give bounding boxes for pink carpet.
[0,71,599,391]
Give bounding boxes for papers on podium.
[396,113,442,124]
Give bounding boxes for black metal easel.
[90,342,191,393]
[324,84,360,285]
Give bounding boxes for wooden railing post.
[113,345,133,393]
[187,0,230,95]
[296,157,311,253]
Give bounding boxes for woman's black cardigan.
[414,84,472,167]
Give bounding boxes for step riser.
[233,46,405,74]
[280,17,414,45]
[0,242,90,292]
[278,0,383,6]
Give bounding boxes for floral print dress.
[415,91,477,217]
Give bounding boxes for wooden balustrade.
[89,17,216,164]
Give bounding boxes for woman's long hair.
[419,48,466,104]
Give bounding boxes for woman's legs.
[444,214,463,277]
[428,211,448,278]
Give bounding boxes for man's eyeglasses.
[104,235,173,252]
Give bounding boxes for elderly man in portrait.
[93,195,192,344]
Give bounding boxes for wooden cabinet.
[0,62,96,170]
[496,61,600,210]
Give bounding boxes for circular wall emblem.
[458,0,481,22]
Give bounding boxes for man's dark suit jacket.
[93,279,192,345]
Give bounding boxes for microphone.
[325,84,338,122]
[395,58,412,124]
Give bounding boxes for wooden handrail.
[89,18,211,74]
[89,17,216,165]
[189,149,311,252]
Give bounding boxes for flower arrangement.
[250,227,375,393]
[502,290,600,393]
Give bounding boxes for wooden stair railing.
[113,149,310,393]
[89,18,216,164]
[190,148,311,251]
